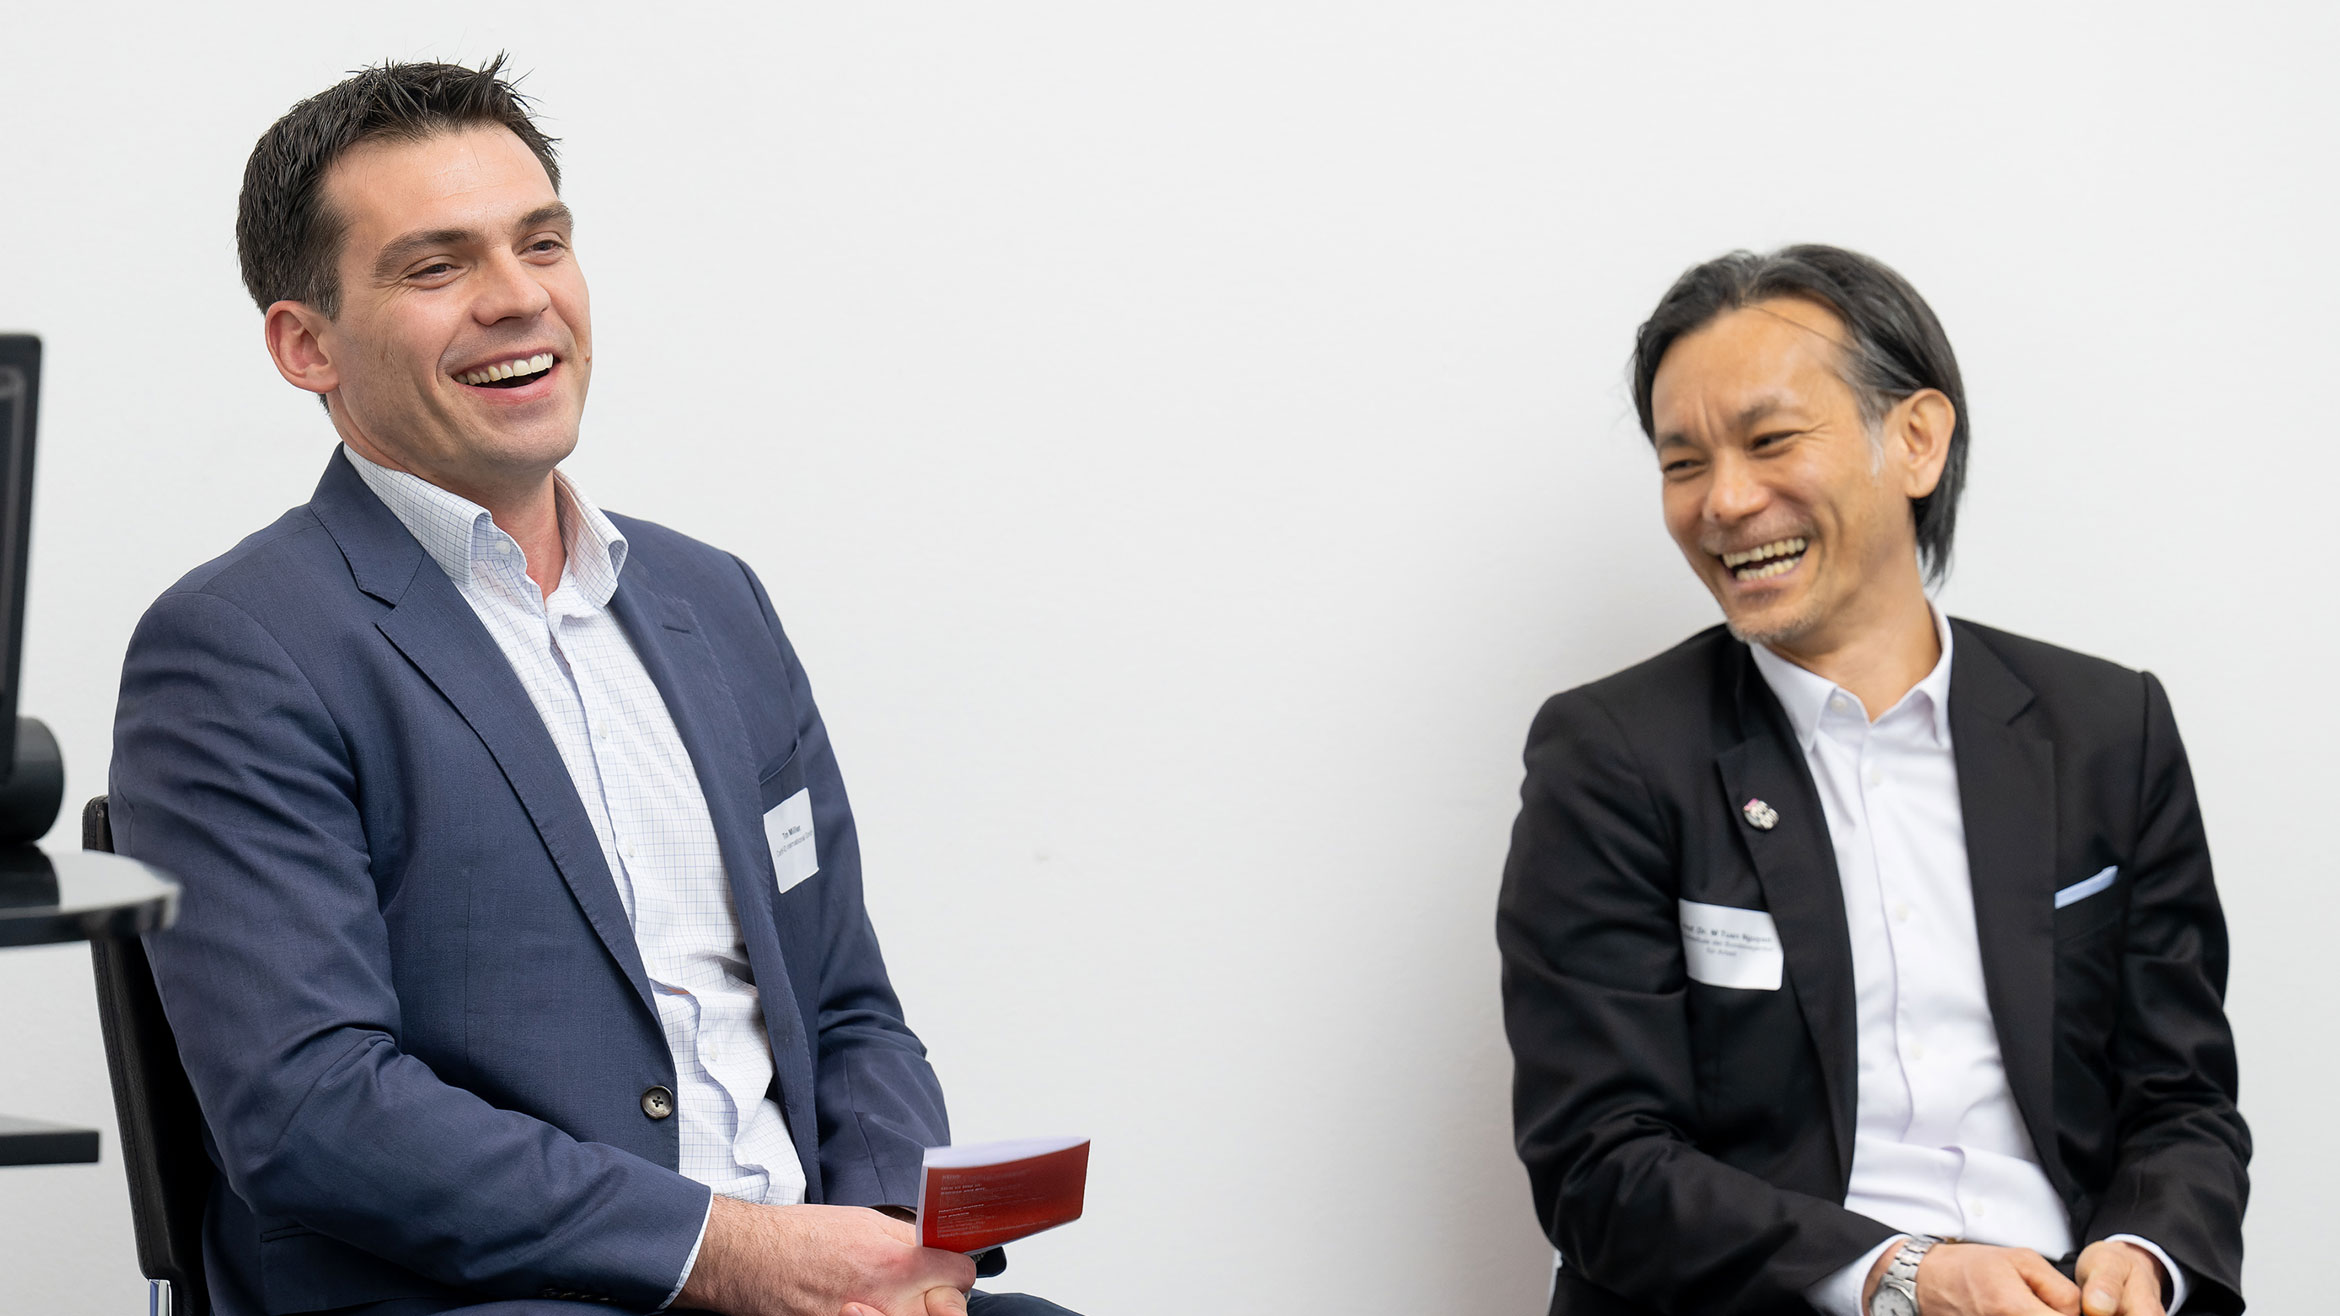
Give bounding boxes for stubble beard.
[1721,586,1828,650]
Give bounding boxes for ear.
[262,300,340,399]
[1887,388,1956,499]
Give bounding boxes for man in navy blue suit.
[112,59,1076,1316]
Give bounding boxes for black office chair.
[84,795,213,1316]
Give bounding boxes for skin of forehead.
[1653,297,1865,444]
[328,125,563,288]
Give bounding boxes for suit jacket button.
[641,1085,675,1120]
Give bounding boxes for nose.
[1704,450,1768,527]
[470,248,552,325]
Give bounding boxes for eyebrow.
[371,203,576,281]
[1732,396,1796,429]
[1654,395,1801,449]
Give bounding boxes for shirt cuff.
[2104,1234,2188,1313]
[657,1188,718,1312]
[1804,1235,1904,1316]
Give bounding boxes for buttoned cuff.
[657,1189,718,1312]
[2104,1234,2188,1313]
[1805,1235,1904,1316]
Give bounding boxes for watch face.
[1872,1288,1918,1316]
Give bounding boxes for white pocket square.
[2054,865,2118,909]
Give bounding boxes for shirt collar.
[1748,604,1956,750]
[339,444,629,607]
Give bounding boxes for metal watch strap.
[1872,1235,1941,1316]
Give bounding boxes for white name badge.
[1678,900,1784,991]
[764,788,819,893]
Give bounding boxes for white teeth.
[1721,536,1808,569]
[457,354,556,386]
[1726,537,1809,579]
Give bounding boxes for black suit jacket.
[1496,620,2248,1315]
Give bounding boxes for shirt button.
[1892,903,1912,924]
[621,842,637,860]
[1909,1040,1927,1061]
[1865,766,1884,787]
[641,1086,674,1120]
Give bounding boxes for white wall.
[2,3,2331,1310]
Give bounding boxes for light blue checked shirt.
[342,446,805,1297]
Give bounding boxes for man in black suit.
[1497,246,2247,1316]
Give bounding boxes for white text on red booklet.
[917,1137,1091,1254]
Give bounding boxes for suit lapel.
[608,557,819,1162]
[1713,648,1859,1183]
[1946,622,2065,1192]
[307,454,662,1023]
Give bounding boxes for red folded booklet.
[917,1136,1091,1253]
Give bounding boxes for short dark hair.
[1629,244,1970,583]
[236,54,561,320]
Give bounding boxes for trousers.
[357,1293,1079,1315]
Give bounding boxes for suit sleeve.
[1497,689,1893,1312]
[2079,672,2249,1313]
[733,556,950,1210]
[113,590,709,1308]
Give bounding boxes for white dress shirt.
[1749,610,2184,1316]
[343,447,805,1300]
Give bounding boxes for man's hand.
[675,1195,978,1316]
[841,1287,975,1316]
[1864,1241,2081,1316]
[2074,1240,2169,1316]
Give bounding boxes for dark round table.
[0,846,176,948]
[0,845,177,1165]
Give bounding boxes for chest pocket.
[757,748,819,894]
[2053,863,2125,941]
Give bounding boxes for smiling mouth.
[455,353,555,389]
[1720,536,1808,582]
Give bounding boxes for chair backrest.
[85,795,213,1316]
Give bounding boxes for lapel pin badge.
[1742,798,1779,831]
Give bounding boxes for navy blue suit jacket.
[111,453,949,1314]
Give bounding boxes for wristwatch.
[1867,1235,1941,1316]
